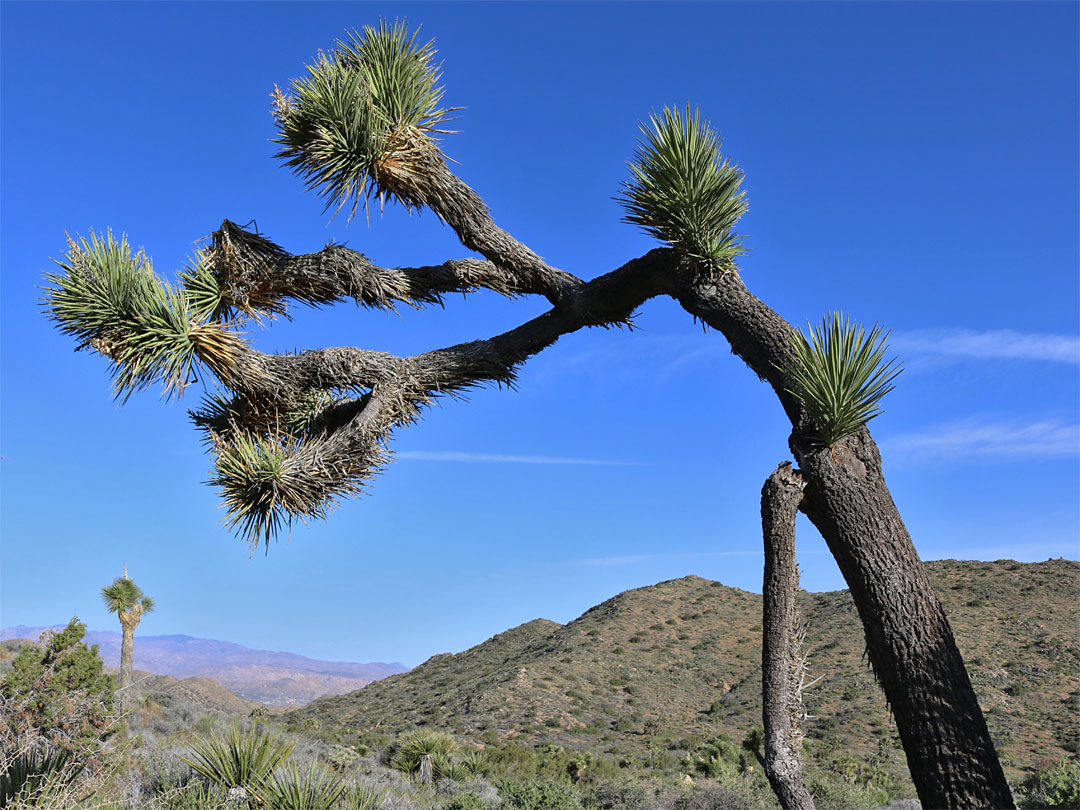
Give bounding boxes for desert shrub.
[1018,757,1080,809]
[0,620,115,757]
[805,768,888,810]
[683,736,748,781]
[673,780,775,810]
[154,780,232,810]
[443,790,497,810]
[581,777,648,810]
[328,745,362,773]
[498,778,582,810]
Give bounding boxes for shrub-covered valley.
[3,559,1078,808]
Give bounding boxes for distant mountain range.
[291,559,1079,789]
[0,627,407,706]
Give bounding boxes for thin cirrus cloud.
[882,417,1079,460]
[396,450,642,466]
[890,328,1079,365]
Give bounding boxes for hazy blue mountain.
[1,626,407,705]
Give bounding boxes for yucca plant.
[273,19,457,219]
[182,724,294,804]
[0,746,82,808]
[616,105,748,273]
[258,761,346,810]
[389,730,457,782]
[785,311,902,447]
[432,753,470,783]
[460,751,489,778]
[41,231,244,402]
[340,782,387,810]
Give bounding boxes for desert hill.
[291,559,1079,786]
[0,628,407,706]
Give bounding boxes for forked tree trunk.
[674,272,1014,808]
[761,463,816,810]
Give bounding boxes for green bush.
[1,619,115,756]
[1019,757,1080,809]
[498,778,582,810]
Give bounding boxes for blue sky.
[2,2,1077,669]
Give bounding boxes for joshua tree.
[46,22,1013,807]
[100,569,154,710]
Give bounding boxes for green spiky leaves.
[617,106,748,272]
[208,430,371,552]
[786,311,902,447]
[273,20,456,219]
[101,576,154,616]
[42,231,245,402]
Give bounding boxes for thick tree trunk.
[794,432,1013,809]
[761,463,816,810]
[674,271,1015,809]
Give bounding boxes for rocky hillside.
[0,629,407,706]
[290,559,1079,786]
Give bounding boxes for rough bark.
[761,462,816,810]
[117,609,140,712]
[670,272,1013,808]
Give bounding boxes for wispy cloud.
[892,328,1079,365]
[396,451,641,466]
[882,417,1079,460]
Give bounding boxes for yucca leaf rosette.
[617,105,748,273]
[42,231,245,401]
[786,311,902,447]
[272,20,456,219]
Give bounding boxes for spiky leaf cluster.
[183,724,294,798]
[42,231,243,401]
[101,577,154,616]
[273,20,455,218]
[617,106,748,272]
[208,430,373,552]
[785,311,902,447]
[259,761,348,810]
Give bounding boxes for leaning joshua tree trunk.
[46,22,1013,808]
[760,463,815,810]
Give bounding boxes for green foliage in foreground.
[182,723,293,799]
[1,619,115,754]
[1018,758,1080,809]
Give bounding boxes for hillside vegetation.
[289,559,1080,788]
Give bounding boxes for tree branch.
[209,219,558,320]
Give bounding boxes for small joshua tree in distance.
[100,568,153,711]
